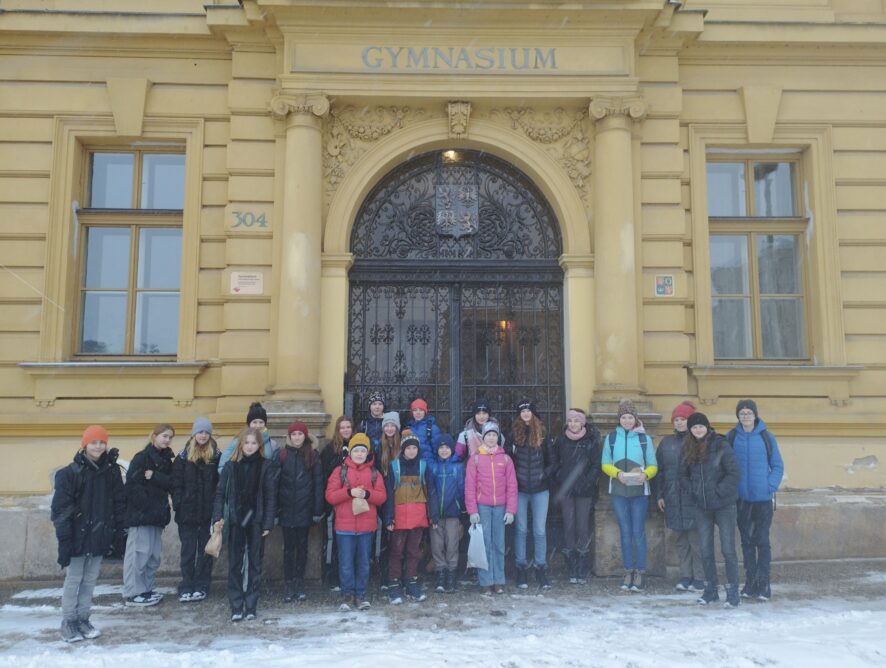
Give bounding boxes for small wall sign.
[230,272,264,295]
[655,274,675,297]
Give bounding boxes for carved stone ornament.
[588,95,648,121]
[447,101,471,139]
[269,92,330,120]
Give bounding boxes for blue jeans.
[611,495,649,571]
[478,504,506,586]
[515,490,549,567]
[696,504,739,589]
[336,532,373,598]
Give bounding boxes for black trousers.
[178,522,214,595]
[227,522,265,615]
[282,526,310,582]
[561,495,594,554]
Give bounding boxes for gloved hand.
[469,513,480,525]
[312,515,324,524]
[105,528,128,561]
[503,512,514,525]
[57,539,72,568]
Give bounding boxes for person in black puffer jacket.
[276,420,324,602]
[213,427,278,621]
[171,417,220,602]
[52,425,126,642]
[553,408,600,584]
[508,399,557,590]
[652,401,704,592]
[679,412,741,608]
[123,424,175,606]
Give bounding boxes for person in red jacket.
[325,433,387,611]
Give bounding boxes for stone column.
[559,254,595,412]
[266,93,330,425]
[589,95,647,401]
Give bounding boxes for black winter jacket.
[508,434,557,494]
[276,446,324,528]
[213,457,278,532]
[679,434,740,512]
[51,449,126,567]
[652,431,698,531]
[553,425,602,500]
[125,443,174,528]
[172,438,220,526]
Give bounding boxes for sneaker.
[697,587,720,605]
[724,585,740,609]
[406,576,427,602]
[125,592,161,607]
[435,569,447,593]
[179,592,192,603]
[147,590,164,602]
[516,566,529,590]
[339,595,355,612]
[283,581,295,602]
[741,579,757,599]
[630,571,646,593]
[77,618,101,640]
[60,620,84,643]
[330,584,342,593]
[358,599,371,611]
[388,579,403,605]
[675,577,692,592]
[245,612,256,621]
[190,591,206,602]
[481,586,494,597]
[756,579,771,602]
[620,570,634,591]
[494,585,505,595]
[231,611,244,622]
[688,579,706,592]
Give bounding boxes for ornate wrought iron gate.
[346,150,565,434]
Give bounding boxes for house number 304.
[231,211,268,228]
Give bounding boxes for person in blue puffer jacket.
[730,399,784,602]
[407,398,442,463]
[427,434,464,594]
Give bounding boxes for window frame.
[706,153,811,361]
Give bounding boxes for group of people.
[50,395,784,642]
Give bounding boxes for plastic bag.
[352,497,370,515]
[466,523,488,570]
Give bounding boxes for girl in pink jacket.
[465,421,518,594]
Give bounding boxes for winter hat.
[81,425,109,447]
[482,421,501,436]
[670,401,696,422]
[687,412,712,432]
[735,399,759,419]
[410,398,429,413]
[246,402,268,425]
[382,411,401,430]
[472,398,492,415]
[437,433,455,451]
[400,431,420,452]
[566,408,587,426]
[617,399,639,422]
[348,432,370,454]
[191,417,213,437]
[516,399,537,416]
[367,391,385,408]
[287,420,309,438]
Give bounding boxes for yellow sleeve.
[602,463,620,479]
[643,465,658,480]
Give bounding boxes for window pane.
[754,162,795,217]
[84,228,131,289]
[134,292,179,354]
[90,153,134,208]
[140,154,185,209]
[706,162,747,216]
[138,228,182,289]
[712,297,753,359]
[710,235,749,295]
[80,292,127,354]
[757,234,801,294]
[761,298,806,358]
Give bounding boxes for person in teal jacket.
[218,402,280,472]
[602,399,657,593]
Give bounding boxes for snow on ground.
[1,562,885,668]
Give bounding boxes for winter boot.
[445,569,457,593]
[535,564,551,590]
[77,618,101,640]
[631,570,647,593]
[434,569,447,593]
[724,585,741,608]
[564,551,578,584]
[283,580,295,602]
[755,575,771,602]
[60,619,84,643]
[516,565,529,589]
[621,570,634,591]
[576,552,590,585]
[295,579,307,602]
[388,578,403,605]
[740,574,757,599]
[697,586,720,605]
[406,576,427,602]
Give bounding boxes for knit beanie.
[670,401,696,422]
[349,432,370,453]
[382,411,401,430]
[367,391,385,408]
[190,417,213,437]
[287,420,309,438]
[472,398,492,415]
[81,425,109,447]
[617,399,639,422]
[437,433,455,451]
[735,399,759,419]
[482,421,501,436]
[246,402,268,425]
[516,399,537,416]
[687,412,712,431]
[400,431,420,452]
[410,398,428,413]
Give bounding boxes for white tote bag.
[466,523,489,570]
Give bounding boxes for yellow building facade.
[1,1,885,572]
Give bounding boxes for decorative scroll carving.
[447,101,471,139]
[589,95,648,121]
[269,92,330,120]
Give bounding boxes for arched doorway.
[345,149,565,434]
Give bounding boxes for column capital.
[559,253,595,275]
[589,95,648,122]
[269,92,330,121]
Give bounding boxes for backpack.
[339,461,378,487]
[390,458,427,491]
[608,431,651,469]
[727,428,776,510]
